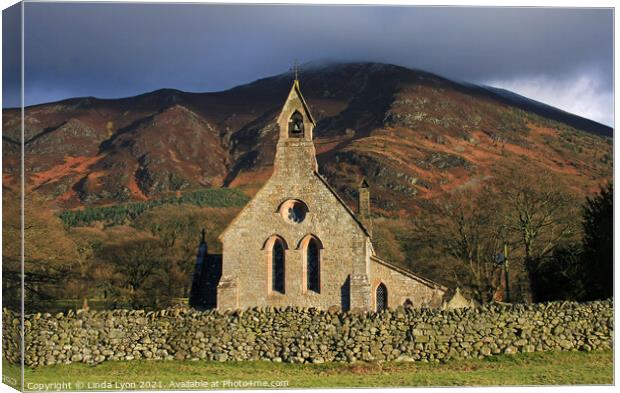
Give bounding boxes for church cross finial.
[290,59,301,82]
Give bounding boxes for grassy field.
[2,350,612,390]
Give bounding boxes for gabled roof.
[277,80,316,126]
[218,171,371,242]
[317,173,445,291]
[218,187,261,241]
[371,255,448,292]
[313,171,371,237]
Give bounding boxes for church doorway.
[376,283,388,311]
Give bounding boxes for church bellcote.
[273,80,318,177]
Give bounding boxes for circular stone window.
[279,199,308,224]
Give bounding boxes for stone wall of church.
[370,260,445,309]
[8,299,612,367]
[219,171,372,311]
[216,82,441,312]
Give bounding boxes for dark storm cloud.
[3,3,613,124]
[2,2,21,107]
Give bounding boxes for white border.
[0,2,616,393]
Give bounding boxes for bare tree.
[412,186,508,304]
[98,237,167,308]
[133,205,229,297]
[499,174,579,302]
[75,242,94,310]
[3,192,80,310]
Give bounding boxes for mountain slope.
[2,62,613,215]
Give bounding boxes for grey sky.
[2,3,614,125]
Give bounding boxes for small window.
[306,239,320,293]
[376,283,388,311]
[288,111,304,138]
[272,240,285,294]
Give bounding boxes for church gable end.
[213,77,446,312]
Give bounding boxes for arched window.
[272,240,285,294]
[376,283,388,311]
[306,239,320,293]
[288,111,304,138]
[403,299,414,308]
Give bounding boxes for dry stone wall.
[2,300,613,368]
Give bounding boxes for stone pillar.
[349,273,371,312]
[216,275,239,310]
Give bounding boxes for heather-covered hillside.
[2,62,613,309]
[3,62,612,212]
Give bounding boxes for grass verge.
[5,350,612,390]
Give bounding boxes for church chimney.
[358,178,372,236]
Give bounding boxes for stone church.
[191,80,447,312]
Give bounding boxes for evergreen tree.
[581,183,613,300]
[531,244,585,301]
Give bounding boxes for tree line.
[58,188,249,228]
[3,190,238,311]
[3,179,612,312]
[411,175,612,304]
